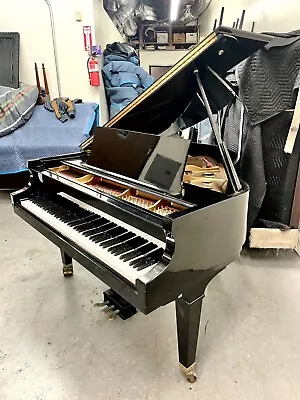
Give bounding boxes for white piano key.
[21,195,165,284]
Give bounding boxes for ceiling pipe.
[43,0,61,97]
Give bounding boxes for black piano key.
[135,257,156,271]
[121,243,157,262]
[59,203,82,214]
[90,218,111,227]
[136,248,164,271]
[82,220,112,237]
[74,221,100,232]
[128,248,155,267]
[75,219,108,233]
[82,227,101,237]
[129,256,148,270]
[90,226,118,242]
[58,214,78,223]
[92,232,113,243]
[49,197,81,212]
[101,232,135,249]
[94,226,128,244]
[67,214,96,227]
[60,211,89,223]
[69,210,92,219]
[90,223,117,242]
[110,237,147,256]
[103,226,127,238]
[35,198,95,226]
[82,218,110,230]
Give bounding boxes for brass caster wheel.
[186,372,197,383]
[63,264,73,277]
[180,363,197,384]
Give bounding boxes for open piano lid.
[81,26,271,150]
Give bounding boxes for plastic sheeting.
[180,0,212,24]
[104,0,157,37]
[104,0,212,37]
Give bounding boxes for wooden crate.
[250,228,300,255]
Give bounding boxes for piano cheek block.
[11,26,271,382]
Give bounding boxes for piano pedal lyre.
[96,289,137,321]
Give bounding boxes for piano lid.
[81,26,271,150]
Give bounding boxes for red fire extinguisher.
[87,57,100,86]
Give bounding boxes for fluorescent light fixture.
[170,0,180,21]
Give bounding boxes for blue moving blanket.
[0,103,98,174]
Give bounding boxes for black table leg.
[60,250,73,277]
[176,293,204,383]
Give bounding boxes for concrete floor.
[1,191,300,400]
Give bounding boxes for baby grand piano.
[11,27,271,382]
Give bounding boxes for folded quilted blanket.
[0,84,38,137]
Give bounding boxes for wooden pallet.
[250,228,300,255]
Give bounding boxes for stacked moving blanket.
[0,84,38,137]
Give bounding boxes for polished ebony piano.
[11,27,271,382]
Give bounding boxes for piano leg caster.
[63,264,73,277]
[60,250,73,277]
[176,293,204,384]
[180,363,197,383]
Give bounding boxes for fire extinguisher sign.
[83,26,92,52]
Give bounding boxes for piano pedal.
[100,289,136,320]
[63,263,73,277]
[108,310,120,320]
[103,305,115,313]
[93,301,109,308]
[179,362,197,383]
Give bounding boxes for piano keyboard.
[21,194,165,284]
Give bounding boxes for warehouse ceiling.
[104,0,212,37]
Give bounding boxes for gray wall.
[199,0,300,35]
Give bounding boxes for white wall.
[199,0,300,36]
[0,0,121,110]
[140,50,189,75]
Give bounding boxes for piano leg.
[60,250,73,277]
[175,293,204,383]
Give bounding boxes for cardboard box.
[173,33,186,43]
[186,32,198,43]
[156,32,169,44]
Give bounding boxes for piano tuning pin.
[108,309,120,321]
[94,301,109,308]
